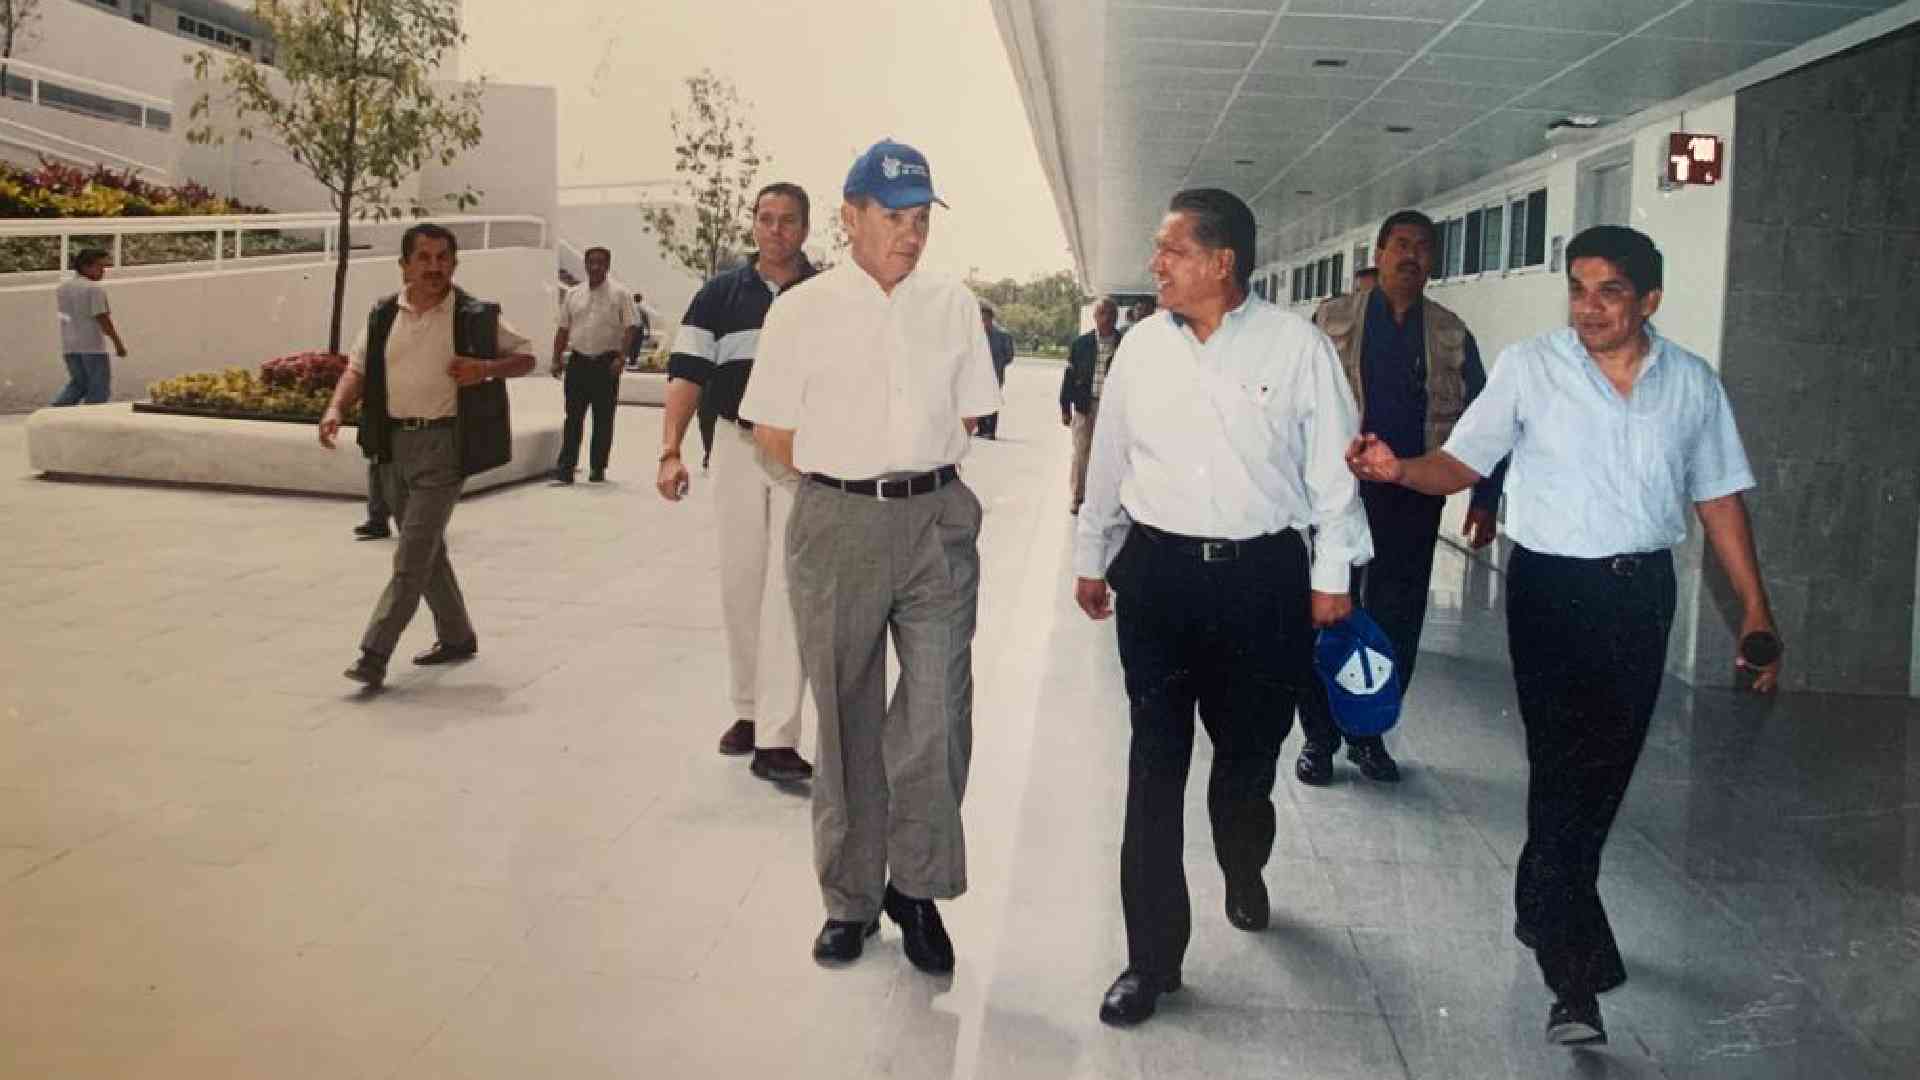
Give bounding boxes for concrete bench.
[26,379,567,497]
[617,371,668,406]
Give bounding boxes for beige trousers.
[1069,401,1099,510]
[711,422,805,749]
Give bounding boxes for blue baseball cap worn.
[1313,608,1403,738]
[844,139,948,210]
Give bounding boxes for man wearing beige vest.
[1295,210,1506,786]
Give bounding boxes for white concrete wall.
[15,0,205,102]
[0,245,556,411]
[418,83,557,230]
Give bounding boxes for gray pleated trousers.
[786,476,982,922]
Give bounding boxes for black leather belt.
[1136,523,1289,563]
[808,465,958,501]
[570,350,618,361]
[393,416,456,431]
[1519,547,1668,579]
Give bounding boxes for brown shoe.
[718,719,755,756]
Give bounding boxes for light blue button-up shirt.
[1443,325,1754,558]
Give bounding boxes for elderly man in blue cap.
[742,139,1002,974]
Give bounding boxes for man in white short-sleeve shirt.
[549,246,636,483]
[51,248,128,406]
[742,138,1000,975]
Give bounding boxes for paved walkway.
[2,361,1914,1078]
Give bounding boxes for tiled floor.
[2,364,1915,1078]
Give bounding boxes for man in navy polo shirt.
[658,182,818,785]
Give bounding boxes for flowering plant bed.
[145,353,357,422]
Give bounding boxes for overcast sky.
[462,0,1072,283]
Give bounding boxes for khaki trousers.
[1069,401,1099,510]
[361,426,474,658]
[786,477,982,921]
[712,423,805,749]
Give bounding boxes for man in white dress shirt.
[742,140,1001,975]
[1073,188,1373,1026]
[550,246,636,483]
[1349,225,1781,1047]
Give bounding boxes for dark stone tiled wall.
[1712,25,1920,694]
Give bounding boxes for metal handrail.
[0,116,169,178]
[0,212,550,278]
[0,57,173,113]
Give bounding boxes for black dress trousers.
[1109,525,1313,980]
[1297,480,1444,752]
[1506,545,1674,999]
[558,352,619,473]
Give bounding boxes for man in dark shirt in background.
[1296,210,1505,786]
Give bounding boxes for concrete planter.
[618,371,668,407]
[28,379,567,497]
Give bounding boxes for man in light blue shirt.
[1349,225,1781,1049]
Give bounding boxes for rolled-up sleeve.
[496,317,532,357]
[1072,336,1136,578]
[1300,330,1372,593]
[956,291,1003,418]
[348,323,369,375]
[1443,341,1524,478]
[1688,378,1756,502]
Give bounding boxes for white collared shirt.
[739,262,1002,479]
[349,290,531,420]
[1443,325,1754,557]
[559,279,634,356]
[1072,297,1373,593]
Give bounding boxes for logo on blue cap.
[845,139,948,210]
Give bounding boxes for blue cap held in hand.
[1313,608,1403,738]
[844,139,948,210]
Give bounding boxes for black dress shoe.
[1098,969,1181,1027]
[1348,741,1401,783]
[750,748,814,782]
[883,883,955,974]
[1225,876,1270,932]
[717,719,755,756]
[812,918,879,964]
[1546,996,1606,1046]
[1295,742,1335,786]
[412,639,478,665]
[588,469,606,483]
[352,520,391,540]
[552,468,575,485]
[343,651,387,688]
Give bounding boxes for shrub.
[148,351,356,421]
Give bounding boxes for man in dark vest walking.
[1294,210,1505,785]
[319,223,537,688]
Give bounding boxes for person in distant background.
[975,301,1016,439]
[51,248,128,407]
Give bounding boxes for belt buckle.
[873,483,890,503]
[1201,540,1234,562]
[1609,555,1640,578]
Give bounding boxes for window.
[1481,205,1504,273]
[1352,244,1369,274]
[1463,210,1484,276]
[198,24,216,40]
[178,15,193,31]
[1507,188,1549,269]
[1314,258,1329,299]
[216,30,232,45]
[1331,253,1345,296]
[1444,218,1465,278]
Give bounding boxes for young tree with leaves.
[641,70,767,281]
[187,0,484,355]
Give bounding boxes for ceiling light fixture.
[1311,58,1348,68]
[1385,125,1414,134]
[1233,158,1256,165]
[1294,189,1314,196]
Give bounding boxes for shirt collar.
[398,288,455,316]
[1169,291,1254,333]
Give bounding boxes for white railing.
[0,212,550,280]
[0,116,169,178]
[0,58,173,132]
